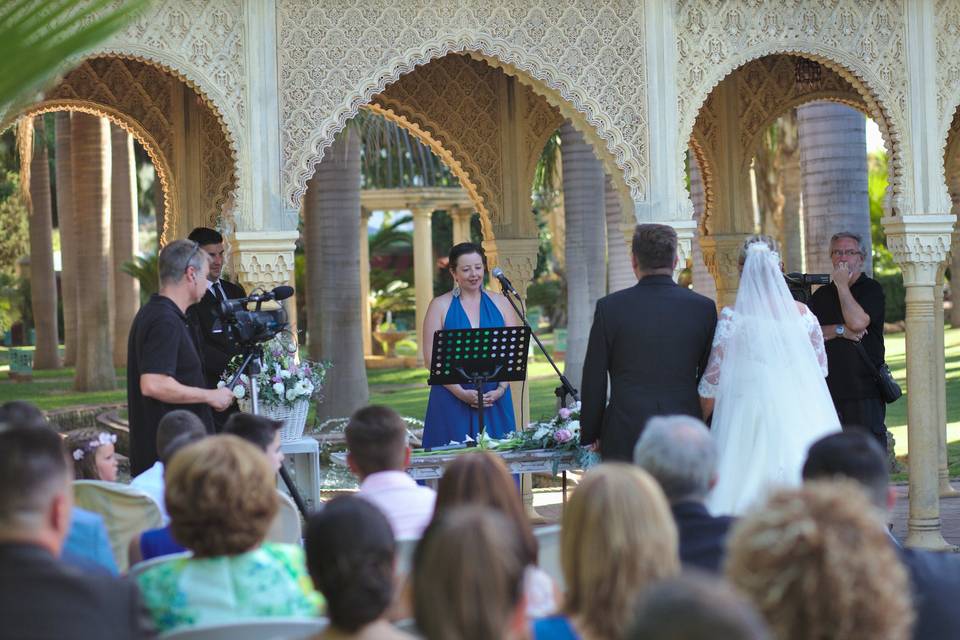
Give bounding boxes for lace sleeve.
[799,303,829,376]
[698,308,734,398]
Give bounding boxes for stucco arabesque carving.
[884,216,955,286]
[277,1,649,213]
[935,0,960,165]
[676,1,910,217]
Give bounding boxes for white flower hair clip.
[72,449,84,461]
[72,432,117,462]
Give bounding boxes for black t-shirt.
[126,294,214,475]
[808,275,885,401]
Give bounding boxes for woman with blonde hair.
[532,464,680,639]
[135,435,321,633]
[725,481,913,640]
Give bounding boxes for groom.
[580,224,717,461]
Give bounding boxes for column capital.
[483,237,539,299]
[668,219,698,280]
[882,215,955,286]
[411,206,434,220]
[230,230,298,292]
[699,233,750,308]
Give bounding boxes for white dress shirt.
[357,470,436,540]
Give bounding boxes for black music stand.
[428,326,531,442]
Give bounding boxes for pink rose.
[554,428,573,444]
[558,407,572,420]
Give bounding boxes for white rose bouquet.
[221,335,329,408]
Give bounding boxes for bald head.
[633,416,716,503]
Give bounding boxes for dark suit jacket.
[671,501,735,573]
[0,543,155,639]
[580,275,717,461]
[187,278,246,389]
[898,546,960,639]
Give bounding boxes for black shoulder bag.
[853,342,902,404]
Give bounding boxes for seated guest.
[64,427,119,482]
[803,430,960,640]
[224,412,285,471]
[305,496,413,639]
[0,425,154,639]
[135,435,321,633]
[725,482,912,640]
[128,432,205,566]
[413,506,528,640]
[625,573,771,640]
[131,409,207,520]
[346,405,435,539]
[533,464,680,640]
[434,451,557,618]
[633,415,734,572]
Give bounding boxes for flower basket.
[258,397,310,442]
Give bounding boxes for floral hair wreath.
[72,432,117,461]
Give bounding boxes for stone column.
[412,206,434,367]
[450,206,473,245]
[605,176,634,293]
[700,234,749,309]
[359,207,372,356]
[689,156,717,300]
[55,112,79,367]
[936,264,958,497]
[884,215,955,550]
[110,125,140,366]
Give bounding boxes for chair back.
[535,524,563,590]
[73,480,163,572]
[264,490,301,545]
[128,551,192,581]
[394,536,419,578]
[159,617,326,640]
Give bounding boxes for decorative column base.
[699,233,750,308]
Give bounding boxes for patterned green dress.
[136,542,324,633]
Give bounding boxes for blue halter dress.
[422,291,517,448]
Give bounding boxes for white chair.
[535,524,563,591]
[394,536,420,578]
[73,480,164,573]
[127,551,191,581]
[159,617,327,640]
[265,490,302,545]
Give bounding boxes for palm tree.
[304,127,368,419]
[798,102,871,274]
[72,113,115,391]
[559,121,606,391]
[55,111,79,366]
[20,115,59,368]
[110,123,139,366]
[605,175,633,293]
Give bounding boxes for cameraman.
[808,231,887,452]
[126,240,235,475]
[186,227,247,430]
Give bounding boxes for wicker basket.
[240,398,310,442]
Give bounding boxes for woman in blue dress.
[422,242,519,447]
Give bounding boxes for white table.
[279,437,321,511]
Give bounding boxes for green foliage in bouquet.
[221,335,329,408]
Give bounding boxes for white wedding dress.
[699,244,841,516]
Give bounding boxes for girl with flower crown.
[64,428,119,482]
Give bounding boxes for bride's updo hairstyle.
[448,242,487,272]
[738,235,779,267]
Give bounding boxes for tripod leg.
[279,464,310,519]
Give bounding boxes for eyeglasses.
[831,249,862,257]
[183,241,201,274]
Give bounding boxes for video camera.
[213,285,293,347]
[784,272,830,303]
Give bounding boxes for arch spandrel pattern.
[936,1,960,143]
[276,0,648,210]
[676,0,910,214]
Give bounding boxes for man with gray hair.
[633,415,734,573]
[126,239,234,475]
[808,231,887,451]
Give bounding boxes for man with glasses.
[808,232,888,451]
[126,240,235,475]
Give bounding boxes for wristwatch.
[835,325,845,336]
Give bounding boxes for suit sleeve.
[697,301,718,383]
[579,301,609,446]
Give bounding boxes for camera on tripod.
[213,285,293,346]
[784,272,831,303]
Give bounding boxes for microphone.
[491,267,518,297]
[248,285,295,303]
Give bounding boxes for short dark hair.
[160,431,206,466]
[306,496,396,632]
[0,401,44,430]
[632,224,677,271]
[448,242,487,271]
[802,430,888,509]
[187,227,224,246]
[223,413,283,452]
[0,425,69,530]
[345,406,409,475]
[157,410,207,464]
[626,572,772,640]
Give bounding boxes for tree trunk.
[111,124,140,366]
[688,154,717,300]
[559,122,605,391]
[153,171,165,250]
[798,102,871,275]
[605,176,633,293]
[56,112,79,366]
[305,127,368,419]
[72,114,115,391]
[25,116,60,369]
[779,110,804,273]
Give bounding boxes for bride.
[699,235,840,515]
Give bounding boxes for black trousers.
[834,397,887,452]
